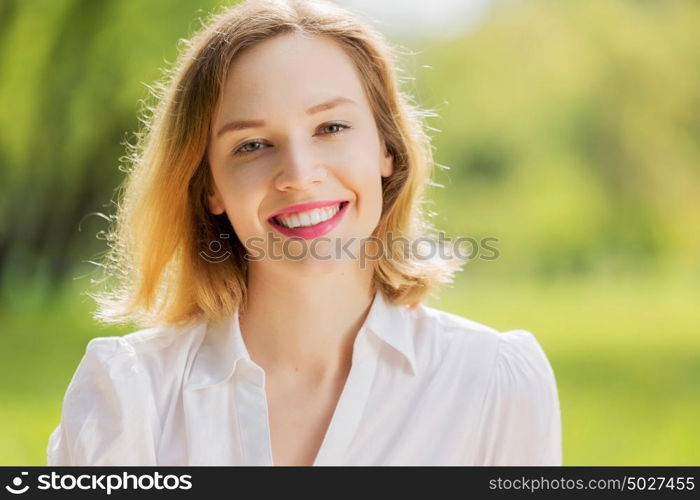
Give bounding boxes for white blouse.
[46,289,562,466]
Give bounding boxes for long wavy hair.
[91,0,463,328]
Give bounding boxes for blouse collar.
[185,288,418,390]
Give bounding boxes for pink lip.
[268,201,350,241]
[268,199,348,219]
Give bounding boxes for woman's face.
[206,32,393,270]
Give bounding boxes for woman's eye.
[234,140,267,156]
[319,122,351,135]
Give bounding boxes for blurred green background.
[1,0,698,465]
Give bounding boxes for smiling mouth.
[271,201,349,229]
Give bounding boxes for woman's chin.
[253,254,347,279]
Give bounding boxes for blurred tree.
[0,0,227,288]
[416,0,700,279]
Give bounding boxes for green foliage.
[412,0,700,279]
[0,0,230,285]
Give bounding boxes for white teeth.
[276,203,342,229]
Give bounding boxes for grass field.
[1,272,698,465]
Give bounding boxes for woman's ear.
[380,140,394,178]
[208,186,226,215]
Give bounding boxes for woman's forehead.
[219,32,368,114]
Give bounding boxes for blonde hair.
[91,0,463,328]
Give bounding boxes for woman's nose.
[273,139,327,191]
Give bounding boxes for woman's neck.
[239,258,376,387]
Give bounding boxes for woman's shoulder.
[109,319,206,351]
[47,320,208,465]
[411,302,555,384]
[61,321,208,416]
[72,320,211,410]
[84,320,207,374]
[410,303,561,465]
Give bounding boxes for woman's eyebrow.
[305,96,356,115]
[215,96,357,139]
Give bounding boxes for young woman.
[47,0,561,466]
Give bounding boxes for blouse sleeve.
[475,329,562,465]
[46,337,158,465]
